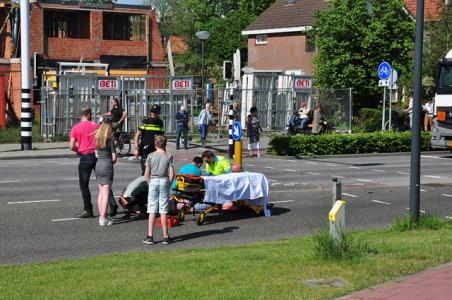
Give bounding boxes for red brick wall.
[30,6,43,54]
[247,33,316,75]
[405,0,444,20]
[29,4,165,64]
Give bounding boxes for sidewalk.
[342,263,452,300]
[0,135,271,160]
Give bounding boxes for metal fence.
[38,73,352,139]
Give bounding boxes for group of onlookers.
[69,99,256,244]
[405,97,435,131]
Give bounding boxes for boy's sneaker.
[162,237,172,245]
[143,236,154,245]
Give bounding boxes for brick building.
[241,0,447,76]
[0,0,166,124]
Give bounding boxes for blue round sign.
[378,62,392,80]
[232,121,242,141]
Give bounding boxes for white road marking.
[284,183,297,186]
[307,172,320,175]
[342,193,358,198]
[372,169,385,172]
[23,164,41,167]
[284,169,297,172]
[421,155,451,161]
[264,166,275,169]
[349,166,361,169]
[420,189,427,192]
[8,199,60,204]
[356,179,372,182]
[388,164,410,168]
[59,162,74,165]
[445,216,452,220]
[305,162,318,165]
[0,180,22,183]
[270,200,295,204]
[425,175,443,179]
[441,194,452,198]
[268,179,278,182]
[52,218,80,222]
[331,175,345,179]
[325,163,338,167]
[245,164,255,167]
[371,200,391,205]
[406,208,426,213]
[346,183,365,186]
[397,172,410,175]
[287,160,297,163]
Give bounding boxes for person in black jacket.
[134,104,165,174]
[175,105,190,150]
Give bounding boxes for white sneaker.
[99,217,114,226]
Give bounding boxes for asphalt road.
[1,151,452,265]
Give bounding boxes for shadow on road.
[173,226,239,242]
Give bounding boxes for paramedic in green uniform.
[201,150,231,176]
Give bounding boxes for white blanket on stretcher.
[202,172,271,216]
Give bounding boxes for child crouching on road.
[143,135,175,245]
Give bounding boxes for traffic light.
[223,61,232,81]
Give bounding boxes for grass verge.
[1,223,451,299]
[0,121,41,144]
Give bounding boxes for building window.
[103,13,146,41]
[256,34,267,45]
[44,10,90,39]
[305,35,316,52]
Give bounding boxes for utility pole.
[20,0,32,150]
[409,0,424,223]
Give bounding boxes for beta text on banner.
[294,77,313,90]
[98,79,119,90]
[171,77,193,94]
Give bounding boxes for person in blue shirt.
[172,156,211,211]
[171,156,203,190]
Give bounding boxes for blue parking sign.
[232,121,242,141]
[378,62,392,80]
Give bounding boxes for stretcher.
[173,172,271,225]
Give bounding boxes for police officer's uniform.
[138,105,164,174]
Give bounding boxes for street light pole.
[201,39,205,104]
[195,31,211,106]
[409,0,424,223]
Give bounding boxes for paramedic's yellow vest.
[205,155,231,176]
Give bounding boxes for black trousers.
[140,147,155,175]
[78,154,96,211]
[176,125,188,149]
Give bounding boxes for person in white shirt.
[198,103,212,147]
[423,99,434,131]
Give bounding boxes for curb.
[267,151,451,160]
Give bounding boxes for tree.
[311,0,415,108]
[147,0,276,83]
[423,4,452,99]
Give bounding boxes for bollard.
[332,178,342,205]
[234,139,242,168]
[329,200,346,244]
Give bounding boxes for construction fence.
[6,74,353,139]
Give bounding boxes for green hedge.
[269,132,432,156]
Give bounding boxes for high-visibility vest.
[205,155,231,176]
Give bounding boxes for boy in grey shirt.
[143,135,175,245]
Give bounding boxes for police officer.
[134,104,165,174]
